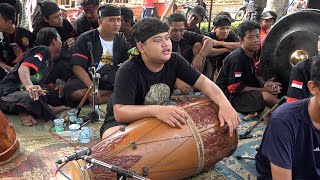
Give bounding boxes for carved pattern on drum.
[185,103,219,129]
[91,155,142,180]
[202,126,231,168]
[91,134,127,157]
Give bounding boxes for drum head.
[261,9,320,96]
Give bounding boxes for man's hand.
[66,38,75,50]
[175,79,192,94]
[218,103,241,136]
[155,106,187,129]
[26,85,45,101]
[263,81,281,95]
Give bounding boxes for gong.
[260,9,320,97]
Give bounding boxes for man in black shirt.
[120,6,136,48]
[186,5,205,34]
[74,0,99,36]
[64,5,130,107]
[0,27,68,126]
[216,21,280,114]
[206,14,240,80]
[100,17,240,140]
[167,12,214,93]
[0,3,35,80]
[255,57,320,180]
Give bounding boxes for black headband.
[133,18,169,43]
[98,5,121,17]
[215,19,231,27]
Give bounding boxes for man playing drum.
[100,17,240,139]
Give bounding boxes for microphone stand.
[87,42,99,123]
[82,156,150,180]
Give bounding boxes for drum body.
[0,110,20,165]
[71,98,238,180]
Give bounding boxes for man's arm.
[193,74,240,136]
[215,41,241,50]
[73,65,92,88]
[208,47,231,56]
[18,65,44,100]
[271,162,292,180]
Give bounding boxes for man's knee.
[192,42,203,54]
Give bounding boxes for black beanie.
[98,5,121,17]
[38,1,60,17]
[132,17,169,43]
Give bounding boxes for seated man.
[260,10,277,45]
[100,17,240,139]
[255,57,320,180]
[120,6,136,48]
[206,14,240,80]
[0,3,35,80]
[216,21,280,115]
[186,5,206,34]
[64,5,130,108]
[167,12,214,93]
[74,0,99,36]
[0,27,68,126]
[287,39,320,102]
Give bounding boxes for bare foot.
[49,105,71,117]
[19,113,37,126]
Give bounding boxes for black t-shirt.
[255,99,320,179]
[0,27,35,78]
[0,46,52,96]
[206,31,239,58]
[216,48,261,97]
[171,30,204,63]
[106,53,201,116]
[74,13,99,36]
[187,26,202,34]
[287,57,314,102]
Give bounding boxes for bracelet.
[198,53,205,59]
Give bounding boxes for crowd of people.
[0,0,319,179]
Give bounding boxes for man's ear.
[136,42,145,53]
[308,81,319,96]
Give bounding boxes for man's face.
[214,26,231,40]
[168,21,185,42]
[99,16,121,35]
[120,16,130,32]
[82,5,98,22]
[53,34,62,55]
[261,18,275,30]
[187,14,201,28]
[241,29,260,52]
[45,11,63,28]
[141,32,172,64]
[0,14,12,32]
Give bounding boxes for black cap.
[121,6,135,26]
[213,15,231,27]
[80,0,100,7]
[38,1,60,17]
[216,11,235,22]
[262,11,277,20]
[189,5,206,20]
[98,5,121,17]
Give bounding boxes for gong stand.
[81,156,150,180]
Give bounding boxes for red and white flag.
[234,72,242,78]
[291,80,303,89]
[34,53,43,61]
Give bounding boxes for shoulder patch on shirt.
[291,80,303,89]
[34,53,43,61]
[234,72,242,77]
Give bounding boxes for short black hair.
[120,6,134,26]
[132,17,169,43]
[36,27,59,46]
[310,55,320,86]
[80,0,100,7]
[0,3,16,24]
[166,12,186,26]
[237,20,261,39]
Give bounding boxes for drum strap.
[185,111,204,174]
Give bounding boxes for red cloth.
[142,0,154,8]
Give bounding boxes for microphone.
[56,148,92,164]
[94,73,100,93]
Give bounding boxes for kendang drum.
[0,110,20,165]
[71,98,238,180]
